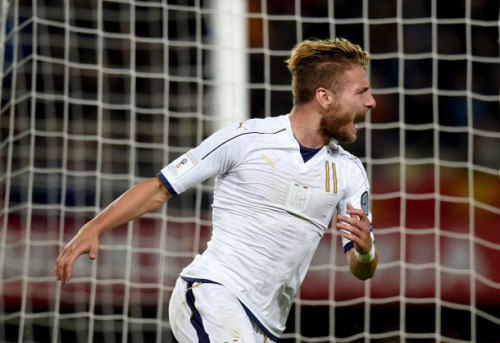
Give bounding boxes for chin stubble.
[320,113,356,144]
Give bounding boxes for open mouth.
[354,115,364,124]
[353,115,365,129]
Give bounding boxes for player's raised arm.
[55,177,172,285]
[337,203,378,280]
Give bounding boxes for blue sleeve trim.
[344,241,354,254]
[201,128,286,160]
[156,172,178,197]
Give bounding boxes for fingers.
[56,247,80,285]
[55,249,67,285]
[339,226,372,255]
[55,241,98,285]
[345,203,368,222]
[55,255,61,281]
[338,203,368,226]
[339,228,369,249]
[337,203,372,253]
[63,250,80,282]
[89,242,99,261]
[346,203,358,219]
[337,223,365,244]
[337,215,368,230]
[56,247,73,285]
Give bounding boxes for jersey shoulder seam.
[201,127,286,160]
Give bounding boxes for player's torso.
[182,116,362,329]
[213,129,348,231]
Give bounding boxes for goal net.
[1,0,499,342]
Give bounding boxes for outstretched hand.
[54,177,172,285]
[337,203,372,254]
[55,226,100,285]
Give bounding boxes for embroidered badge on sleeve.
[168,152,197,179]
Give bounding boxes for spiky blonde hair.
[285,38,370,105]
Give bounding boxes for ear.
[315,87,334,110]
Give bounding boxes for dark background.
[1,0,499,342]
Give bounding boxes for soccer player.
[56,38,378,342]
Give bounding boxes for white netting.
[1,0,499,342]
[0,1,220,342]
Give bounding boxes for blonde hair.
[285,38,370,105]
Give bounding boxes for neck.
[289,104,329,149]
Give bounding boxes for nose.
[365,93,376,109]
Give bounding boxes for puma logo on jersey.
[261,155,280,171]
[236,122,247,130]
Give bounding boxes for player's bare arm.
[55,177,172,285]
[337,203,378,280]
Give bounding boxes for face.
[320,65,376,144]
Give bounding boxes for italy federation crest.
[286,181,311,213]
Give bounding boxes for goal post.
[1,1,500,343]
[212,0,249,129]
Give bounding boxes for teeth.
[355,124,358,128]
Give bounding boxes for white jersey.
[158,114,374,338]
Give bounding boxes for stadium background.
[1,0,499,342]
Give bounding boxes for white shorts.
[169,277,277,343]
